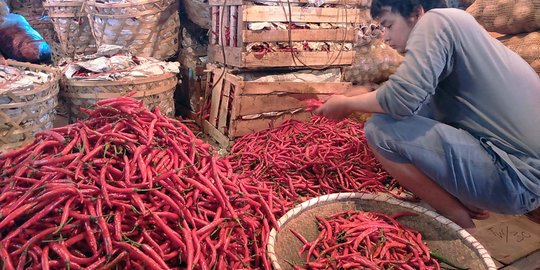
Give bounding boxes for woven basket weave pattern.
[43,1,97,56]
[62,73,177,122]
[0,61,59,152]
[9,0,45,16]
[86,0,180,60]
[267,192,498,270]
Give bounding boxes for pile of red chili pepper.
[0,97,280,269]
[290,210,440,270]
[230,117,407,208]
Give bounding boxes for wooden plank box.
[208,0,371,69]
[202,64,352,148]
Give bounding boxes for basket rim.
[267,192,498,270]
[86,0,173,8]
[0,61,60,102]
[5,60,58,74]
[64,72,177,87]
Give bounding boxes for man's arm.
[314,88,384,121]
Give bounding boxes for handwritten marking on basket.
[487,225,532,243]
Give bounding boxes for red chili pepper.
[113,241,167,270]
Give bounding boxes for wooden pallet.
[208,0,371,69]
[202,64,352,148]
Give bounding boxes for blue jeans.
[364,113,539,214]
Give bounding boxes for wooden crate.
[208,0,371,69]
[202,64,352,148]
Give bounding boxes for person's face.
[378,6,423,53]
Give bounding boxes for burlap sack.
[466,0,540,34]
[500,31,540,73]
[459,0,476,8]
[342,39,403,85]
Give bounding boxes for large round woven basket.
[268,192,498,270]
[43,0,97,57]
[62,72,177,122]
[85,0,180,60]
[0,60,59,153]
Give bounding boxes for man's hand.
[313,95,353,121]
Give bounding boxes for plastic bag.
[0,14,51,63]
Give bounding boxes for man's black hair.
[370,0,448,19]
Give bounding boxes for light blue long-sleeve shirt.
[376,8,540,196]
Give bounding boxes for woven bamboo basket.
[268,192,498,270]
[0,60,59,153]
[62,72,177,122]
[43,0,97,57]
[8,0,44,16]
[85,0,180,60]
[25,15,58,45]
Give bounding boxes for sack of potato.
[459,0,477,8]
[466,0,540,34]
[499,31,540,73]
[342,39,403,85]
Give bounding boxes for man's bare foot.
[525,207,540,224]
[463,204,490,220]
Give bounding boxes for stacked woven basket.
[43,0,97,57]
[86,0,180,60]
[62,71,178,121]
[40,0,181,123]
[43,0,180,60]
[0,60,59,152]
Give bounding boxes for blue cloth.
[375,8,540,197]
[364,113,540,214]
[0,13,51,63]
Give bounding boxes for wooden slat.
[208,46,244,67]
[230,6,237,47]
[227,81,241,138]
[236,93,335,115]
[242,50,355,68]
[202,120,232,148]
[232,111,313,137]
[241,81,351,95]
[243,6,363,23]
[209,0,243,5]
[209,46,355,67]
[209,69,225,125]
[217,80,232,132]
[236,5,244,47]
[218,5,224,45]
[211,6,218,44]
[242,28,356,43]
[222,5,230,46]
[205,63,242,85]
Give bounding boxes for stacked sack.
[342,23,403,86]
[467,0,540,75]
